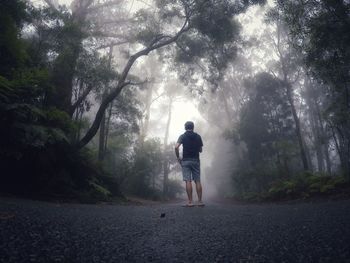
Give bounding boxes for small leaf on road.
[0,212,15,220]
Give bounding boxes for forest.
[1,0,349,202]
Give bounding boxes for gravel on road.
[1,198,350,262]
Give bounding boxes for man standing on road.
[175,121,204,207]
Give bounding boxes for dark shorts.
[181,159,200,182]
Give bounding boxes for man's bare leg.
[195,181,202,202]
[185,181,193,205]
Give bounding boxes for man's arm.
[175,143,182,163]
[199,135,203,153]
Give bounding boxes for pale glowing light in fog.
[147,99,204,142]
[169,101,204,142]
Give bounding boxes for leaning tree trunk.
[98,46,114,161]
[76,19,190,149]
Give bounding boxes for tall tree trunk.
[48,1,92,113]
[104,101,113,152]
[275,23,307,169]
[221,84,232,125]
[76,107,84,141]
[98,111,106,161]
[275,21,309,171]
[324,142,332,174]
[73,79,85,142]
[139,84,153,144]
[49,43,81,113]
[163,97,173,197]
[314,94,332,173]
[338,128,350,178]
[305,79,324,172]
[311,108,325,172]
[343,84,350,178]
[98,46,114,161]
[286,83,309,171]
[330,124,350,177]
[101,46,114,156]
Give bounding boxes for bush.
[123,139,163,199]
[265,172,349,201]
[166,179,184,199]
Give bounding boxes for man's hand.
[175,143,182,165]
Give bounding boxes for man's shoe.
[182,203,194,207]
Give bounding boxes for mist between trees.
[0,0,349,202]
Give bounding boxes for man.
[175,121,204,207]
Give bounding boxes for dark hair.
[185,121,194,130]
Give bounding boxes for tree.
[137,54,164,144]
[241,73,296,169]
[0,0,29,79]
[303,75,332,173]
[234,72,298,192]
[39,0,266,149]
[127,138,163,198]
[266,7,310,171]
[277,0,350,177]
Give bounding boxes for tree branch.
[77,18,190,149]
[43,0,58,10]
[175,41,206,71]
[95,18,134,25]
[129,80,149,86]
[70,84,94,116]
[88,0,124,12]
[92,32,129,39]
[95,41,129,50]
[76,81,130,148]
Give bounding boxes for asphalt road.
[1,198,350,263]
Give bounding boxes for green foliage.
[233,172,349,202]
[0,1,117,201]
[0,71,73,156]
[124,139,163,199]
[88,181,112,200]
[276,0,350,177]
[166,179,184,199]
[191,1,242,44]
[266,173,349,201]
[232,163,280,197]
[0,0,29,78]
[97,134,134,195]
[238,73,297,172]
[134,9,162,46]
[152,0,266,86]
[75,51,118,94]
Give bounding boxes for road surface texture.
[1,198,350,263]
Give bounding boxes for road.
[1,198,350,262]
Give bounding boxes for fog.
[2,2,350,262]
[9,0,348,201]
